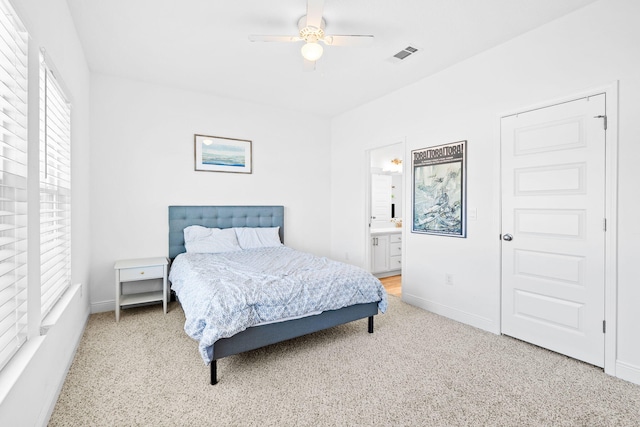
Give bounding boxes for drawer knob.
[140,271,145,275]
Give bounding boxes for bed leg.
[368,316,374,333]
[211,360,218,385]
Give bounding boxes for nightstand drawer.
[119,265,164,282]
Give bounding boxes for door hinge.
[603,320,606,333]
[603,218,607,232]
[594,115,608,130]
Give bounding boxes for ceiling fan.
[248,0,374,70]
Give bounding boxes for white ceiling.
[65,0,598,117]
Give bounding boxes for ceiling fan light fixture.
[249,5,373,68]
[301,41,323,61]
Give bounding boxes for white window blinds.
[40,58,71,318]
[0,0,28,371]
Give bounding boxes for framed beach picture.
[412,140,467,238]
[194,134,252,173]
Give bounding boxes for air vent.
[388,45,420,64]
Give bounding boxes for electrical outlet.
[445,273,454,286]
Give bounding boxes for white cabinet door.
[371,235,389,273]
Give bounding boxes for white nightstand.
[114,257,169,321]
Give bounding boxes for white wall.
[89,74,332,312]
[0,0,91,425]
[330,0,640,385]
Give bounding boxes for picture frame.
[411,140,467,237]
[194,134,252,174]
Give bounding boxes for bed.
[168,205,387,384]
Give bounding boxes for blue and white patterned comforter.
[169,246,388,364]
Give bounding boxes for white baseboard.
[616,360,640,386]
[90,299,115,314]
[402,292,499,334]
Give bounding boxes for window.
[0,0,28,370]
[39,56,71,318]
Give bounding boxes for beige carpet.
[49,296,640,426]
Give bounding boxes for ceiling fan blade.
[303,58,316,72]
[322,35,374,46]
[305,0,325,28]
[248,35,301,43]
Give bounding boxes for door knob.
[503,234,513,241]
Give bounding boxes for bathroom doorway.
[366,141,404,295]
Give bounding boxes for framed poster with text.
[412,140,466,237]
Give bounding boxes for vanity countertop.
[371,227,402,235]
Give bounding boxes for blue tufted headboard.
[168,206,284,260]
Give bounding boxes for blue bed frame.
[168,206,378,384]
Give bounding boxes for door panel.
[515,209,585,238]
[501,94,606,367]
[514,249,584,285]
[371,174,392,227]
[514,290,582,330]
[515,163,585,194]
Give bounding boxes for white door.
[371,174,392,228]
[501,94,606,367]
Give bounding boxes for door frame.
[499,82,618,376]
[364,140,406,274]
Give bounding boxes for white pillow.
[234,227,282,249]
[183,226,242,253]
